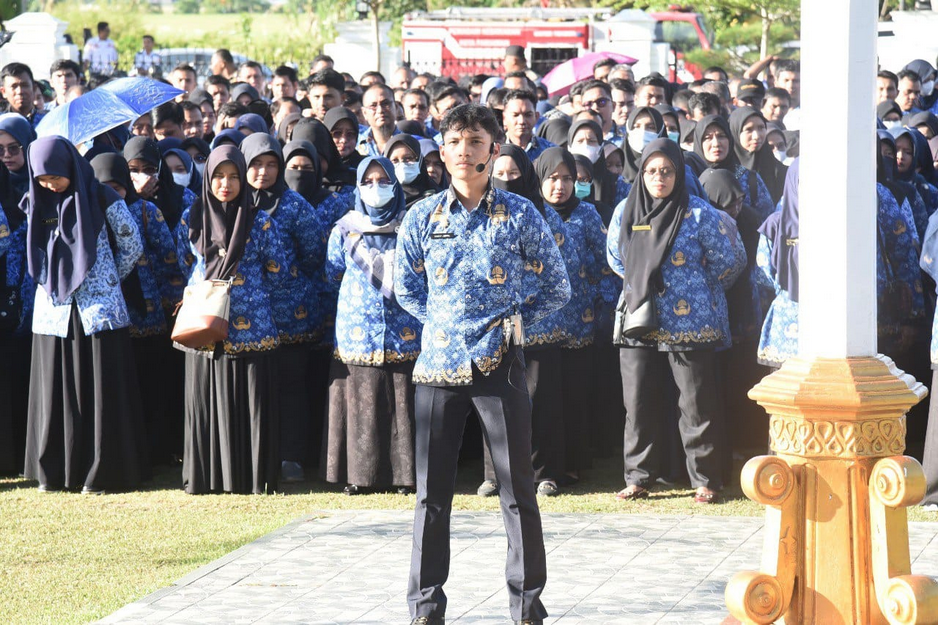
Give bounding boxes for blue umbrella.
[36,77,184,145]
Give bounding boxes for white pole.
[798,0,878,359]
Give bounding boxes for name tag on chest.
[431,232,456,239]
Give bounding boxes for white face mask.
[394,162,421,184]
[359,183,395,208]
[923,80,935,97]
[570,143,601,163]
[628,128,658,154]
[194,162,205,176]
[173,171,191,187]
[130,172,156,188]
[883,119,902,131]
[773,149,787,163]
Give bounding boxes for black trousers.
[408,346,548,621]
[619,347,724,490]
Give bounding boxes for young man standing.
[83,21,118,77]
[502,89,552,160]
[395,104,570,625]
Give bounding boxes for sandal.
[537,480,559,497]
[616,485,649,501]
[693,487,719,504]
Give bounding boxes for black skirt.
[23,306,148,491]
[321,359,416,488]
[0,332,31,475]
[182,350,280,494]
[131,334,178,466]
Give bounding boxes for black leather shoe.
[410,617,444,625]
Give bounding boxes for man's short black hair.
[688,92,721,116]
[215,48,235,65]
[364,82,395,102]
[1,63,33,84]
[898,68,922,84]
[274,65,298,84]
[638,75,670,90]
[97,21,109,32]
[50,59,81,77]
[703,65,728,80]
[878,70,899,88]
[143,34,154,42]
[270,96,299,117]
[671,88,693,111]
[308,68,345,92]
[609,78,635,94]
[204,74,231,90]
[344,90,362,106]
[569,81,587,98]
[218,101,249,119]
[311,54,334,67]
[593,57,617,73]
[503,70,536,93]
[470,74,490,88]
[402,88,429,107]
[246,100,273,128]
[440,103,500,142]
[579,79,612,98]
[762,87,792,105]
[239,60,263,73]
[360,70,386,85]
[179,100,202,114]
[503,89,537,109]
[152,101,184,127]
[486,87,508,109]
[775,59,800,76]
[431,84,466,107]
[173,63,196,77]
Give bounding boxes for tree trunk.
[371,3,381,73]
[760,6,771,59]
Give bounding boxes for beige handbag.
[171,278,233,349]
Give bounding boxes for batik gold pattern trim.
[769,414,906,458]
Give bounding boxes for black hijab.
[276,112,302,145]
[123,136,184,229]
[573,153,614,226]
[877,100,903,122]
[323,106,365,172]
[23,136,112,305]
[230,83,260,104]
[188,145,254,282]
[382,133,440,208]
[567,118,618,208]
[729,106,787,203]
[292,117,354,189]
[758,158,800,301]
[693,114,739,171]
[909,111,938,138]
[283,139,332,205]
[535,117,571,147]
[396,120,427,137]
[534,146,580,220]
[240,132,286,215]
[492,144,542,211]
[622,106,666,183]
[618,139,688,312]
[877,130,912,207]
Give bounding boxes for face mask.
[883,119,902,130]
[359,183,395,208]
[923,80,935,97]
[773,149,787,163]
[668,131,680,144]
[130,172,155,188]
[570,143,601,163]
[194,162,205,176]
[173,171,191,187]
[394,162,421,184]
[628,128,659,154]
[574,181,592,199]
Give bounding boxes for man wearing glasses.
[579,80,617,144]
[358,83,399,158]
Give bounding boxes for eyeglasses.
[0,143,21,157]
[363,100,393,111]
[642,167,675,179]
[582,97,610,109]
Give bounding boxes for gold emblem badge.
[294,306,308,319]
[433,329,451,347]
[673,300,691,316]
[350,326,365,340]
[487,265,507,285]
[581,307,594,323]
[671,251,686,266]
[233,316,252,330]
[266,260,280,273]
[894,220,907,235]
[435,267,448,286]
[525,259,544,275]
[232,272,245,286]
[412,258,425,274]
[400,327,416,341]
[487,203,509,223]
[554,232,565,247]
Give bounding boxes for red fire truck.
[401,5,714,82]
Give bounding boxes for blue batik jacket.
[607,194,746,351]
[754,234,798,368]
[311,190,355,349]
[395,186,572,386]
[126,198,181,337]
[175,207,289,356]
[32,198,143,337]
[2,218,35,335]
[523,205,579,349]
[326,211,422,366]
[876,184,924,335]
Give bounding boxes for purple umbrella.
[541,52,639,97]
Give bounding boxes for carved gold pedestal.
[725,355,938,624]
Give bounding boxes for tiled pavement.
[101,511,938,624]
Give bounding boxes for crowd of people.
[2,41,938,516]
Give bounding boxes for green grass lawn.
[0,453,934,623]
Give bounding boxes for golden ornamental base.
[725,355,938,624]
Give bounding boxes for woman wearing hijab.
[181,137,210,178]
[535,117,571,149]
[623,106,708,200]
[235,113,269,137]
[535,146,613,487]
[240,132,329,483]
[880,130,930,242]
[323,107,364,175]
[0,162,21,474]
[418,138,447,188]
[321,156,420,495]
[292,117,356,196]
[567,118,627,208]
[0,112,36,204]
[729,106,788,204]
[22,136,148,493]
[891,126,938,220]
[877,101,904,129]
[383,133,440,209]
[163,146,202,196]
[123,136,196,232]
[173,145,289,495]
[211,128,245,150]
[231,83,260,106]
[276,112,302,145]
[91,152,183,465]
[607,139,745,503]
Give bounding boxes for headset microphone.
[475,143,496,173]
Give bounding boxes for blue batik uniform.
[358,127,401,158]
[523,136,555,162]
[919,210,938,366]
[312,190,356,349]
[557,201,609,348]
[395,186,572,386]
[32,198,143,337]
[733,165,776,222]
[125,199,180,336]
[326,211,422,365]
[606,194,746,350]
[2,218,35,335]
[175,207,289,356]
[615,177,630,207]
[877,184,925,335]
[266,188,329,344]
[523,205,578,349]
[754,234,798,367]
